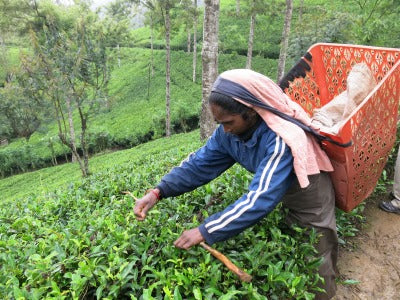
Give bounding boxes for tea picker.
[130,43,400,300]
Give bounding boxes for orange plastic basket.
[282,43,400,212]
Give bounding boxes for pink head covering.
[213,69,333,188]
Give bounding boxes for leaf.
[173,286,183,300]
[342,279,360,285]
[193,287,202,300]
[29,254,42,261]
[121,260,136,280]
[217,290,244,300]
[96,286,104,299]
[291,276,301,288]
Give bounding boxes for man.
[380,146,400,214]
[134,69,338,299]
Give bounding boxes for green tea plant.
[0,128,379,299]
[1,136,327,300]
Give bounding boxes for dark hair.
[208,91,254,120]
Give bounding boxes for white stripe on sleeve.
[205,136,286,233]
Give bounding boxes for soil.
[334,195,400,299]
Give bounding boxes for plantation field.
[0,46,278,178]
[0,129,367,299]
[1,0,399,298]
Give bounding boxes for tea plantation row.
[0,130,365,299]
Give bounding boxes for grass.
[0,130,203,203]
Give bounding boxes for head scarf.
[212,69,333,188]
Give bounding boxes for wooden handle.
[122,191,138,201]
[200,242,252,282]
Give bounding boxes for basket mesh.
[283,43,400,211]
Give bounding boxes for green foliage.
[335,205,366,247]
[0,65,51,141]
[0,47,21,87]
[0,131,326,299]
[0,0,398,297]
[346,0,400,47]
[0,45,277,178]
[219,0,282,59]
[0,131,202,202]
[2,0,399,178]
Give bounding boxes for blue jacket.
[157,122,295,245]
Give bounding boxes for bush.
[0,148,323,299]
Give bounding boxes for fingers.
[133,202,147,220]
[174,227,204,250]
[174,235,192,250]
[133,194,156,221]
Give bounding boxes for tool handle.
[200,242,252,282]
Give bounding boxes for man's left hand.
[174,227,205,250]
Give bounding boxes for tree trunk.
[200,0,219,140]
[150,14,155,77]
[187,29,191,52]
[165,2,171,137]
[78,107,89,176]
[65,96,87,176]
[277,0,293,82]
[236,0,240,16]
[192,0,198,82]
[246,3,256,69]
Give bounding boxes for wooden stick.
[122,191,138,201]
[200,242,252,282]
[123,191,251,282]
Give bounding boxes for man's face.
[210,103,254,136]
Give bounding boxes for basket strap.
[212,77,352,148]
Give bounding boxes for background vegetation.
[0,0,399,298]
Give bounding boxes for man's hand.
[133,189,159,221]
[174,227,205,250]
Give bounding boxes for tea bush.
[1,133,330,299]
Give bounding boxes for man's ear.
[249,109,258,118]
[246,109,258,120]
[241,109,257,121]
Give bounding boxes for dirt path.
[335,195,400,299]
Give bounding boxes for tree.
[131,0,176,137]
[277,0,293,82]
[179,0,194,53]
[245,0,268,69]
[162,0,172,137]
[0,79,44,141]
[22,2,111,177]
[136,1,160,78]
[178,0,199,81]
[245,0,256,69]
[192,0,198,82]
[0,0,32,45]
[200,0,219,140]
[349,0,400,46]
[157,0,179,137]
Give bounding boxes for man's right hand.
[133,189,159,221]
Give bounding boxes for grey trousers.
[281,172,338,300]
[393,147,400,199]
